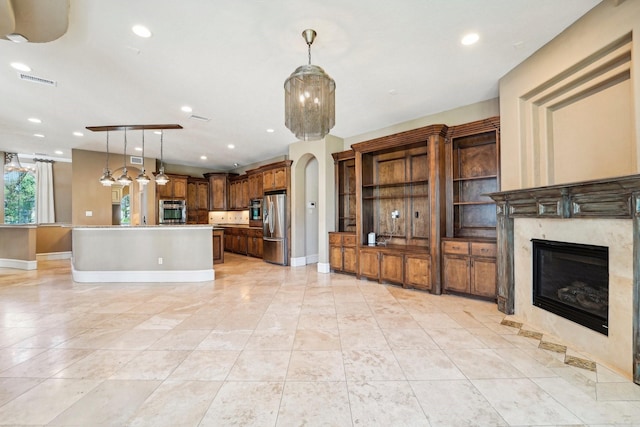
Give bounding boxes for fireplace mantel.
[489,174,640,384]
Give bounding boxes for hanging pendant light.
[136,129,151,186]
[4,152,28,172]
[155,130,169,185]
[99,132,116,186]
[284,29,335,141]
[117,129,133,185]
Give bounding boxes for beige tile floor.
[0,254,639,426]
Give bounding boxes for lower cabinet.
[442,239,497,299]
[223,226,263,258]
[247,228,264,258]
[328,232,357,274]
[356,245,432,290]
[212,229,224,264]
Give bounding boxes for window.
[4,169,36,224]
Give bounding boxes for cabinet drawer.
[442,240,469,255]
[471,242,496,258]
[342,234,356,247]
[329,233,342,245]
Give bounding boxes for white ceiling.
[0,0,601,170]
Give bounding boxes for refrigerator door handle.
[263,237,281,242]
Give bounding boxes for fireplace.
[532,239,609,335]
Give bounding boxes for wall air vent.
[129,156,143,165]
[189,115,210,122]
[18,73,57,87]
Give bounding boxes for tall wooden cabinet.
[204,172,235,211]
[329,117,500,300]
[156,174,188,199]
[442,117,500,299]
[187,177,209,224]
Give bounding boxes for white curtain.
[36,160,55,223]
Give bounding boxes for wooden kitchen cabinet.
[262,161,292,192]
[358,247,380,280]
[404,254,431,291]
[213,229,224,264]
[204,172,235,211]
[381,252,404,285]
[187,178,209,224]
[329,232,357,274]
[442,238,496,299]
[248,171,263,200]
[332,150,356,232]
[156,174,188,200]
[247,228,263,258]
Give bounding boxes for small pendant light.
[155,130,169,185]
[136,129,151,186]
[117,129,133,185]
[99,131,116,186]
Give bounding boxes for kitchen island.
[72,225,217,283]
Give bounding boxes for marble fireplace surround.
[490,175,640,384]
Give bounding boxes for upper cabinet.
[204,172,234,211]
[156,174,188,200]
[445,117,500,239]
[332,150,356,232]
[262,161,292,192]
[187,177,209,224]
[248,171,263,200]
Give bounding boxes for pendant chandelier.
[284,29,335,141]
[99,132,116,186]
[135,129,151,186]
[155,130,169,186]
[117,129,133,185]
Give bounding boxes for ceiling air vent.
[129,156,143,165]
[189,114,210,122]
[18,73,57,87]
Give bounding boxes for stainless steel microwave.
[159,200,186,224]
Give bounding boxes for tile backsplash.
[208,210,249,225]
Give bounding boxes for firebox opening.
[532,239,609,335]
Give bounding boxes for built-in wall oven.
[250,199,262,221]
[159,200,186,224]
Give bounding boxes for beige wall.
[0,226,36,261]
[53,161,72,223]
[499,0,640,190]
[344,98,499,148]
[36,225,72,254]
[72,149,157,225]
[289,135,344,269]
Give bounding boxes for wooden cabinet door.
[248,173,263,199]
[237,235,248,254]
[443,254,470,293]
[329,244,343,271]
[381,253,404,284]
[263,169,274,191]
[471,257,497,298]
[273,167,287,190]
[209,175,228,211]
[249,236,263,258]
[156,181,172,198]
[342,246,357,274]
[241,178,249,208]
[173,178,187,199]
[197,182,209,211]
[405,255,431,291]
[212,231,223,263]
[224,233,234,252]
[359,250,379,280]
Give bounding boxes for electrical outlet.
[158,257,163,265]
[391,210,400,219]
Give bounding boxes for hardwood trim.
[86,124,183,132]
[351,125,448,154]
[332,149,355,161]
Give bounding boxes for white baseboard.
[0,258,37,270]
[37,251,72,261]
[290,256,307,267]
[317,263,330,274]
[71,265,215,283]
[306,253,319,264]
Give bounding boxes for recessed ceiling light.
[461,33,480,46]
[200,155,207,160]
[227,144,235,149]
[54,150,63,155]
[134,147,143,152]
[34,133,45,138]
[266,129,275,133]
[73,131,84,137]
[388,89,398,96]
[181,106,193,113]
[132,25,152,38]
[10,62,31,72]
[153,131,162,135]
[28,117,41,123]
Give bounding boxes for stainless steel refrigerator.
[263,193,287,265]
